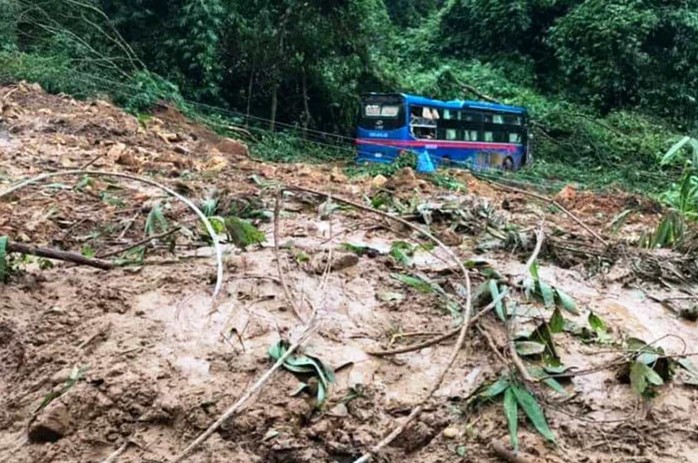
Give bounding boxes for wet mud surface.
[0,83,696,463]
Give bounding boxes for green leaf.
[588,312,606,332]
[455,445,467,457]
[630,362,648,395]
[390,241,414,267]
[643,365,664,386]
[268,341,335,404]
[341,242,370,256]
[515,341,546,356]
[636,352,659,365]
[549,308,564,333]
[543,378,568,396]
[529,260,540,281]
[390,273,433,294]
[678,358,698,376]
[489,280,506,321]
[661,136,692,166]
[511,385,555,442]
[536,280,555,309]
[504,387,519,451]
[480,377,510,399]
[555,288,579,315]
[0,236,8,283]
[225,217,266,250]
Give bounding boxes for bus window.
[381,105,400,117]
[504,115,522,125]
[509,133,522,143]
[365,104,381,117]
[493,114,504,124]
[443,109,454,120]
[445,129,457,140]
[463,130,478,141]
[484,131,494,142]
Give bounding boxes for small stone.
[328,403,349,418]
[28,401,70,443]
[442,426,459,439]
[330,166,347,183]
[371,175,388,189]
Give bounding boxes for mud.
[0,83,697,463]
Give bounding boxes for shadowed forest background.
[1,0,698,189]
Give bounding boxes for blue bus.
[355,93,530,171]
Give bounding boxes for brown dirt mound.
[1,83,696,463]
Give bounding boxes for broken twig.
[96,227,180,259]
[7,241,114,270]
[491,441,534,463]
[368,289,509,357]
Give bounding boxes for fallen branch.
[0,170,223,303]
[491,441,534,463]
[486,181,608,247]
[96,227,180,259]
[7,241,114,270]
[368,289,509,357]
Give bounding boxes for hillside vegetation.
[1,0,697,189]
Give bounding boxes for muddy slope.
[0,83,696,463]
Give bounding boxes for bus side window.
[484,131,494,142]
[463,130,478,141]
[509,132,522,143]
[445,129,457,140]
[493,114,504,124]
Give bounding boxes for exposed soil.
[1,83,696,463]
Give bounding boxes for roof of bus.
[362,92,527,114]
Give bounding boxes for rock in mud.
[371,174,388,189]
[391,419,434,452]
[28,401,70,443]
[309,252,359,274]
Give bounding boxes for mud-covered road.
[1,83,696,463]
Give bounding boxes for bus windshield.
[358,94,405,131]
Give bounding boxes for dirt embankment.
[0,83,696,463]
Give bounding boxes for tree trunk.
[270,83,278,132]
[301,66,310,139]
[245,63,255,129]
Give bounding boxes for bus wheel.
[502,157,514,171]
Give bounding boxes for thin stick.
[96,227,180,259]
[0,170,224,302]
[273,190,305,322]
[7,241,114,270]
[486,181,608,246]
[368,289,509,356]
[100,439,130,463]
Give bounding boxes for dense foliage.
[1,0,697,186]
